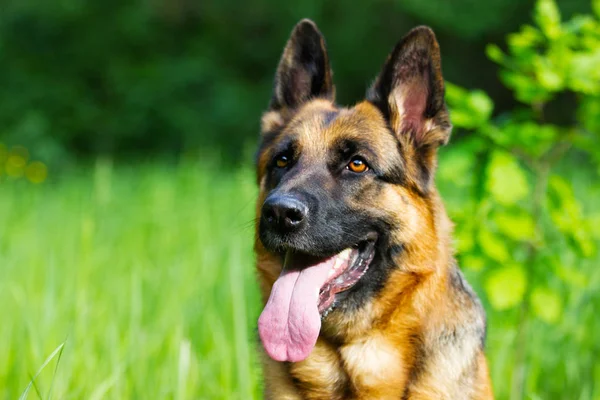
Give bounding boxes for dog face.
[255,20,451,363]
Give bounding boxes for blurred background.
[1,0,599,399]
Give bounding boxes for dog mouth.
[317,239,376,315]
[258,235,377,362]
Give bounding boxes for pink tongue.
[258,253,336,362]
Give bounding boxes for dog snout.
[262,195,308,233]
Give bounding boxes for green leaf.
[547,175,581,232]
[478,228,510,263]
[484,265,527,310]
[547,175,596,257]
[548,175,575,205]
[493,210,536,241]
[438,144,476,188]
[572,229,596,258]
[486,151,530,206]
[530,286,562,323]
[486,44,505,64]
[460,254,486,272]
[563,15,597,35]
[468,91,494,121]
[455,224,476,253]
[446,82,494,129]
[535,57,564,91]
[481,124,513,148]
[506,25,544,50]
[577,96,600,134]
[496,122,559,158]
[534,0,562,39]
[593,0,600,19]
[569,50,600,94]
[500,70,553,104]
[556,263,589,288]
[587,213,600,240]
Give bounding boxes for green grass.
[1,159,599,399]
[0,160,262,399]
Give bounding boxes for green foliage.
[485,150,530,206]
[445,83,494,129]
[441,0,600,398]
[530,286,562,323]
[0,0,589,163]
[484,265,527,310]
[488,0,600,103]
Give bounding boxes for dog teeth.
[328,248,353,278]
[333,259,341,271]
[339,248,352,260]
[320,304,335,319]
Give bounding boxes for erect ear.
[261,19,335,133]
[368,26,450,145]
[367,26,451,191]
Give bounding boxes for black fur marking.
[415,143,434,190]
[481,318,488,349]
[402,333,426,400]
[264,139,300,190]
[378,163,406,186]
[450,265,466,291]
[449,265,488,349]
[387,243,405,259]
[373,127,408,187]
[283,31,325,108]
[378,142,427,198]
[424,62,444,120]
[291,375,302,387]
[327,138,378,175]
[341,382,354,399]
[255,128,283,167]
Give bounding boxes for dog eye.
[275,155,289,168]
[347,157,368,173]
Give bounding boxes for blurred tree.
[441,0,600,397]
[0,0,591,164]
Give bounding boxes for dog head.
[255,19,451,362]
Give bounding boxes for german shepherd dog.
[254,19,493,399]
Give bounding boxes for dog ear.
[367,26,451,191]
[367,26,450,146]
[261,19,335,134]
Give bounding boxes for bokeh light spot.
[25,161,48,184]
[6,155,26,177]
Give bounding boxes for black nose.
[262,195,308,232]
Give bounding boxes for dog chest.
[340,335,409,398]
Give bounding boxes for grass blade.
[47,338,66,400]
[27,373,43,400]
[19,341,66,400]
